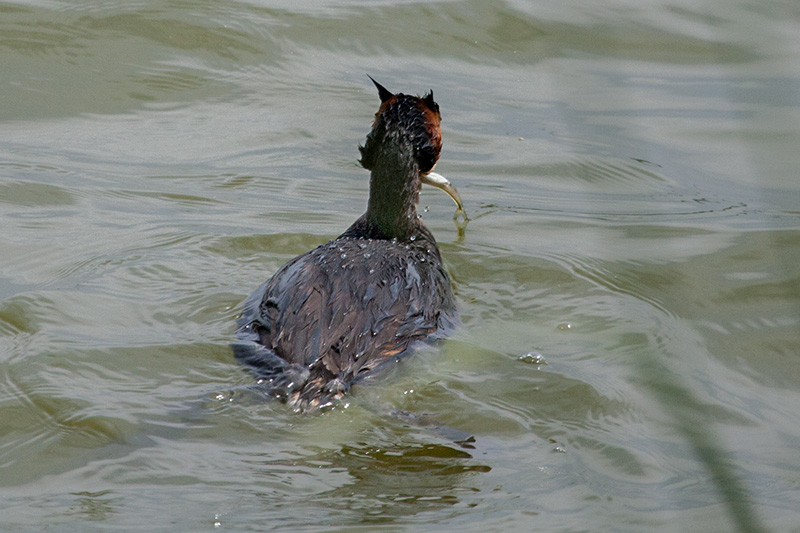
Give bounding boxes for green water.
[1,1,799,531]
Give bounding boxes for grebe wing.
[246,241,442,381]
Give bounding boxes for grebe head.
[359,76,442,175]
[358,77,466,240]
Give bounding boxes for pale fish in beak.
[421,171,469,225]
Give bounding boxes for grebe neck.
[364,137,422,241]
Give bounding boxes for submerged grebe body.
[234,79,464,409]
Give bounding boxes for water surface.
[1,0,799,531]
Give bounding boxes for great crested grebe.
[234,78,465,409]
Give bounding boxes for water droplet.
[518,352,546,365]
[341,253,347,259]
[557,322,573,331]
[410,235,416,241]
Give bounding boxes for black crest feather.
[367,75,394,103]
